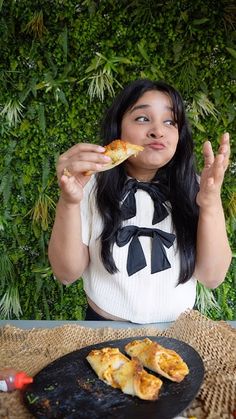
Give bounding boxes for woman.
[48,79,231,323]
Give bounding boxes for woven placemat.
[0,309,235,419]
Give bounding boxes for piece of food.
[86,347,129,388]
[112,357,162,400]
[125,338,189,382]
[86,347,163,400]
[85,139,144,175]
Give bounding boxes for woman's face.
[121,90,179,180]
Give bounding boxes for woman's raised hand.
[57,143,111,204]
[196,132,230,210]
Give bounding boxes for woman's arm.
[48,143,111,284]
[48,197,89,284]
[194,132,232,288]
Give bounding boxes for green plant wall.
[0,0,235,320]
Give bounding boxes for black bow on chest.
[116,225,176,276]
[120,179,169,224]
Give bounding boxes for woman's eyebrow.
[129,104,150,113]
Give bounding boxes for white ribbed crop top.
[80,177,196,323]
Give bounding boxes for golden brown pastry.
[125,338,189,382]
[86,347,162,400]
[112,356,162,400]
[85,139,144,175]
[86,347,129,387]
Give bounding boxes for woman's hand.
[57,143,111,204]
[194,132,232,288]
[196,132,230,210]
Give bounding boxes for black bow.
[116,225,176,276]
[120,179,168,224]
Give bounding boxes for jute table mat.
[0,310,235,419]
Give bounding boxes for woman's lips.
[147,142,166,150]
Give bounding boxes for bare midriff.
[87,296,126,321]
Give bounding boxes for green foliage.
[80,52,131,101]
[0,0,235,320]
[196,282,221,318]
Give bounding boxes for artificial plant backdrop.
[0,0,235,320]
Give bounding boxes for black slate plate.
[23,336,204,419]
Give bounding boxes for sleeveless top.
[80,177,196,323]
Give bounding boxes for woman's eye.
[135,116,149,122]
[164,119,176,126]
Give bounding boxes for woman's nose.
[147,125,164,139]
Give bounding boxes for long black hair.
[95,79,199,284]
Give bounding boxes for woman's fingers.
[58,148,111,178]
[59,154,107,169]
[218,132,230,170]
[203,141,214,168]
[198,133,230,208]
[60,143,105,160]
[61,161,106,177]
[203,133,230,171]
[210,154,225,187]
[209,133,230,183]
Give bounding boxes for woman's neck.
[126,168,157,182]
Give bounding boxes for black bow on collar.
[120,179,169,224]
[116,225,176,276]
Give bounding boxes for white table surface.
[0,320,235,329]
